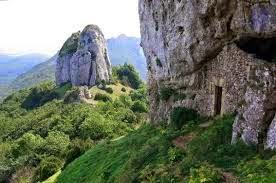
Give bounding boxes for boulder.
[56,25,111,86]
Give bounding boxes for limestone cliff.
[56,25,111,86]
[139,0,276,149]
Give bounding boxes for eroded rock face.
[139,0,276,149]
[56,25,111,86]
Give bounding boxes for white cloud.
[0,0,140,55]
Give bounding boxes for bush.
[117,108,137,123]
[173,93,187,102]
[159,87,175,101]
[79,113,110,140]
[94,93,112,102]
[189,163,222,183]
[59,32,79,56]
[121,87,127,92]
[170,107,199,129]
[105,87,113,94]
[38,156,63,181]
[43,131,70,157]
[113,63,142,89]
[21,82,58,109]
[131,101,148,113]
[130,86,148,103]
[156,58,162,67]
[64,87,80,104]
[64,139,94,168]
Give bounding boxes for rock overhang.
[139,0,276,76]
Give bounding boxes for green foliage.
[57,115,276,183]
[156,58,162,67]
[159,87,175,101]
[129,85,148,103]
[63,87,80,104]
[21,82,72,109]
[64,139,94,168]
[57,125,176,183]
[59,32,80,57]
[0,82,144,181]
[131,101,148,113]
[113,63,143,89]
[173,93,187,102]
[168,147,184,162]
[79,113,110,140]
[38,156,63,181]
[11,133,44,159]
[105,87,114,94]
[21,82,57,109]
[170,107,199,129]
[189,163,222,183]
[237,157,276,183]
[94,93,112,102]
[42,131,70,157]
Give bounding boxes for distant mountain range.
[0,54,49,86]
[0,35,147,100]
[107,34,147,80]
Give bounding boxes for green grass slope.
[57,116,276,183]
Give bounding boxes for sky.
[0,0,140,55]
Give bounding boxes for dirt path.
[222,172,240,183]
[172,133,196,150]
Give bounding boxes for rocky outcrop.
[56,25,111,86]
[139,0,276,149]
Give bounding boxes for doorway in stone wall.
[214,86,223,116]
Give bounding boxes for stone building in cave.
[188,38,276,117]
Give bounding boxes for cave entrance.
[236,37,276,62]
[214,86,223,116]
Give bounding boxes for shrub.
[156,58,162,67]
[168,147,184,162]
[12,133,44,158]
[131,101,148,113]
[21,82,58,109]
[117,108,137,123]
[170,107,199,129]
[38,156,63,181]
[130,86,148,103]
[43,131,70,157]
[173,93,187,102]
[63,87,80,104]
[105,87,113,94]
[121,87,127,92]
[59,32,79,56]
[94,93,112,102]
[113,63,142,89]
[159,87,175,101]
[189,163,222,183]
[79,113,110,140]
[64,139,94,168]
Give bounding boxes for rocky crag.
[56,25,111,86]
[139,0,276,149]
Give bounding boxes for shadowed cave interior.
[236,37,276,62]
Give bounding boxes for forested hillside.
[0,64,148,182]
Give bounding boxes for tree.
[113,63,143,89]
